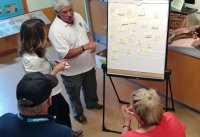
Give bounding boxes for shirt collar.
[17,113,55,123]
[55,16,74,27]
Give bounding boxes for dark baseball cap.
[17,72,58,107]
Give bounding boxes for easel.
[101,64,175,134]
[164,69,175,112]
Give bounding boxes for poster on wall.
[107,0,170,80]
[26,0,53,12]
[0,10,51,38]
[0,0,24,20]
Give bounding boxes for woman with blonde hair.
[121,88,186,137]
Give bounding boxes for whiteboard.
[107,0,170,80]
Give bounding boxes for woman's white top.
[22,52,61,96]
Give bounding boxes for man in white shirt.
[49,0,102,125]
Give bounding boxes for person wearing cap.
[0,72,80,137]
[18,19,72,127]
[121,88,186,137]
[48,0,102,125]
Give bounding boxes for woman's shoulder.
[22,53,51,73]
[163,112,176,118]
[22,53,45,61]
[22,52,37,59]
[161,112,185,128]
[22,53,47,68]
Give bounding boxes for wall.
[90,0,107,36]
[89,0,107,44]
[72,0,86,20]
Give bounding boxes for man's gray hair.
[53,0,72,12]
[18,99,47,115]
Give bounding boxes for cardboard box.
[95,49,107,68]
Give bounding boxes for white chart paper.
[107,0,170,80]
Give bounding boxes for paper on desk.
[169,38,195,48]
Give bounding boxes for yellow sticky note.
[144,31,152,38]
[138,8,145,16]
[140,20,146,28]
[128,17,136,24]
[119,37,126,44]
[152,21,159,29]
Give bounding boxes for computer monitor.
[185,0,195,4]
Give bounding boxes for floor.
[0,44,200,137]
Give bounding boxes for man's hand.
[84,41,96,53]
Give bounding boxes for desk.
[132,46,200,111]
